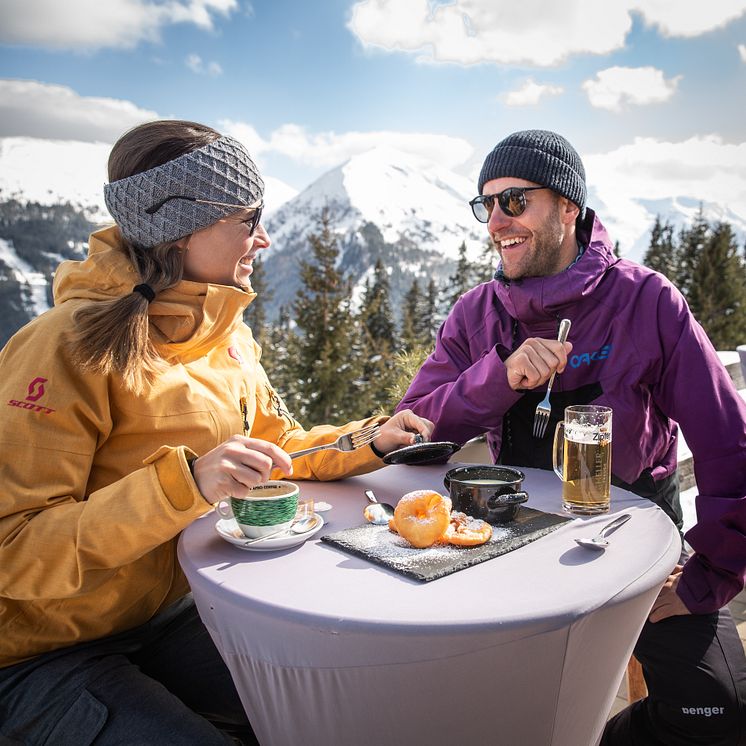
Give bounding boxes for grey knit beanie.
[478,130,586,217]
[104,135,264,248]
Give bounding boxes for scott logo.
[7,376,55,415]
[569,344,612,368]
[26,377,47,401]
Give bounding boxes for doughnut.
[388,517,398,534]
[393,490,452,548]
[443,511,492,547]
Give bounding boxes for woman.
[0,120,432,744]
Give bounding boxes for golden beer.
[562,436,611,513]
[553,405,612,515]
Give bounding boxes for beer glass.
[552,405,612,515]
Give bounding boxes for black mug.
[443,465,529,524]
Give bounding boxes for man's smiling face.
[483,177,579,280]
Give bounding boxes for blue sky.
[1,0,746,253]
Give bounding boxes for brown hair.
[72,120,221,394]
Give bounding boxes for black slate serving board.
[321,507,572,582]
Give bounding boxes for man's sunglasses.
[145,196,264,235]
[469,186,548,223]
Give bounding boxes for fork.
[532,318,572,439]
[288,423,381,459]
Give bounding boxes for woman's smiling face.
[180,207,269,287]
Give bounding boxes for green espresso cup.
[217,481,300,538]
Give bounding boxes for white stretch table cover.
[178,464,681,746]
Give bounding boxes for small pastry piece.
[393,490,451,548]
[443,511,492,547]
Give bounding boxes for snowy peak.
[266,146,484,260]
[0,137,110,220]
[0,136,297,219]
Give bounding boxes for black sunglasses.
[145,196,264,235]
[469,186,548,223]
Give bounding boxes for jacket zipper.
[240,396,249,437]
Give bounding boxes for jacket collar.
[54,226,255,362]
[493,209,617,326]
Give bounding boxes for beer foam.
[565,423,610,444]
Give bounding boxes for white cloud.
[348,0,746,66]
[501,79,564,107]
[739,43,746,61]
[582,66,681,111]
[584,135,746,258]
[635,0,746,38]
[220,119,474,170]
[185,53,223,75]
[0,79,159,142]
[0,0,238,50]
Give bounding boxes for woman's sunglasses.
[145,196,264,236]
[469,186,548,223]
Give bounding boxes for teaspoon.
[363,489,395,525]
[575,513,632,550]
[241,515,318,546]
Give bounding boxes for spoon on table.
[241,515,318,546]
[575,513,632,551]
[363,489,395,525]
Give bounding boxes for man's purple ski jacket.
[399,209,746,614]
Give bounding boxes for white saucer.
[215,514,324,552]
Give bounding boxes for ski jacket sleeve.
[396,297,521,444]
[644,282,746,614]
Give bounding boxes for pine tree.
[420,278,441,347]
[473,238,497,283]
[262,305,298,414]
[443,241,475,308]
[643,216,678,282]
[243,256,270,346]
[289,208,359,424]
[361,259,397,344]
[676,207,709,302]
[358,259,399,416]
[400,278,422,351]
[687,222,746,349]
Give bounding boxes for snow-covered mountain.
[262,146,488,319]
[0,137,111,220]
[1,136,744,339]
[0,136,298,219]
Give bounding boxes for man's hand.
[372,409,434,455]
[504,338,573,391]
[649,565,691,623]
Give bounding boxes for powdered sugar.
[334,523,515,572]
[321,507,570,582]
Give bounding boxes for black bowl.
[443,465,528,524]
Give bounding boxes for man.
[398,130,746,745]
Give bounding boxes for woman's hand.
[190,436,293,503]
[372,409,434,455]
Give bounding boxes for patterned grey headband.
[104,135,264,248]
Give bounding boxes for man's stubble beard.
[497,208,566,281]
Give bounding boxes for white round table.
[178,463,681,746]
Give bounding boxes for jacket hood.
[494,209,618,326]
[53,225,255,361]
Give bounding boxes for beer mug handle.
[552,421,565,481]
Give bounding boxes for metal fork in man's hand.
[532,319,572,439]
[288,423,381,459]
